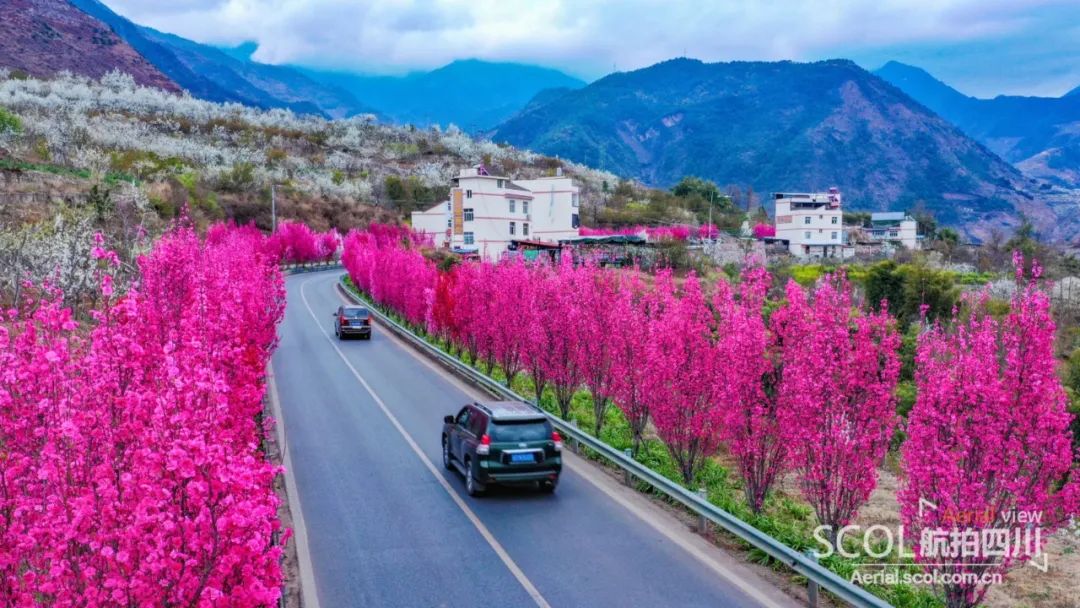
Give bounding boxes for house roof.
[558,235,648,245]
[871,212,906,222]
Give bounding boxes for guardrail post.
[570,419,580,454]
[697,487,708,534]
[805,549,819,608]
[623,448,633,486]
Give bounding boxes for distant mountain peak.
[0,0,179,91]
[302,59,586,131]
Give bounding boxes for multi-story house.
[772,188,847,258]
[866,212,921,250]
[411,166,581,260]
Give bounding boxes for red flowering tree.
[646,272,724,484]
[900,256,1080,608]
[778,274,900,539]
[714,265,788,513]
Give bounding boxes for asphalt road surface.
[271,270,797,608]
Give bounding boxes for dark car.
[442,401,562,496]
[333,305,371,340]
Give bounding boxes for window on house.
[804,231,811,239]
[497,179,504,188]
[831,231,838,240]
[572,214,580,229]
[509,221,516,235]
[523,223,529,236]
[446,218,451,228]
[463,208,474,221]
[831,216,838,224]
[466,189,473,199]
[509,200,516,213]
[804,216,811,225]
[463,232,475,245]
[523,201,529,215]
[572,194,580,208]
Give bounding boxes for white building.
[411,166,581,260]
[866,212,921,250]
[773,188,849,258]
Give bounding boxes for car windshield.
[343,308,369,318]
[489,420,551,442]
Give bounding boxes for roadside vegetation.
[341,226,1079,608]
[0,224,291,604]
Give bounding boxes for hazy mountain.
[0,0,178,91]
[304,60,586,131]
[67,0,373,117]
[875,61,1080,188]
[492,58,1039,237]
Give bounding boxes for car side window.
[469,412,487,437]
[455,407,470,430]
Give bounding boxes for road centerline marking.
[298,277,552,608]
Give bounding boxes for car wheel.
[442,436,452,470]
[465,458,483,496]
[541,478,558,493]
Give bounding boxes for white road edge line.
[268,362,322,608]
[327,275,791,608]
[299,277,552,608]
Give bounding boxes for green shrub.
[0,106,21,134]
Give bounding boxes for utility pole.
[271,183,277,233]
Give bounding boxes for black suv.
[442,401,562,496]
[333,306,371,340]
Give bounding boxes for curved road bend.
[271,270,799,608]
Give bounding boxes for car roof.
[472,400,547,421]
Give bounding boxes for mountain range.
[491,58,1043,237]
[302,60,585,131]
[874,61,1080,189]
[3,0,1080,240]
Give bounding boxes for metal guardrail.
[337,275,892,608]
[282,262,343,275]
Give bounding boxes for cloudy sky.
[103,0,1080,97]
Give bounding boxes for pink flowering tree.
[570,264,622,435]
[713,265,788,513]
[543,257,585,419]
[899,256,1080,608]
[0,224,285,605]
[646,272,724,485]
[778,274,900,540]
[752,223,776,239]
[608,274,655,455]
[488,259,532,386]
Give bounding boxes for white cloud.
[102,0,1080,96]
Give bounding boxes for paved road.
[272,270,795,608]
